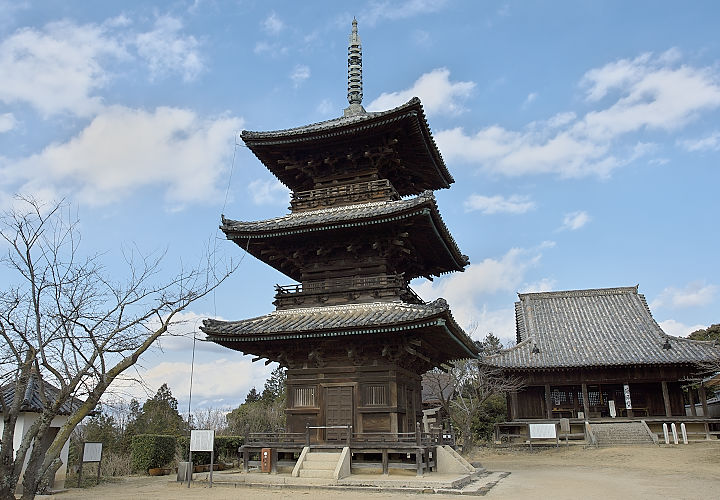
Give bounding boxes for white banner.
[529,423,557,439]
[623,384,632,409]
[190,430,215,452]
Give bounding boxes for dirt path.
[51,443,720,500]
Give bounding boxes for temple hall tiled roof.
[485,286,720,369]
[1,377,94,416]
[202,298,478,358]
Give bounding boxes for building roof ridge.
[222,191,434,227]
[518,285,639,300]
[241,97,422,140]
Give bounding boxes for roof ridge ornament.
[344,18,366,117]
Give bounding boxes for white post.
[662,423,669,444]
[670,423,678,445]
[680,423,688,445]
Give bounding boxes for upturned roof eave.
[240,98,453,192]
[220,194,469,277]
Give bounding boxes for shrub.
[177,435,244,465]
[131,434,177,472]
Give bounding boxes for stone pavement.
[173,468,511,496]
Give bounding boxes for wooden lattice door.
[325,386,353,441]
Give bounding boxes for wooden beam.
[510,391,519,421]
[688,386,697,417]
[699,384,709,417]
[405,346,430,364]
[581,383,590,419]
[661,381,672,417]
[544,384,552,419]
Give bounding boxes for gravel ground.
[48,442,720,500]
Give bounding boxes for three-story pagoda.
[203,20,478,441]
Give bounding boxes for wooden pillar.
[510,391,519,421]
[581,383,590,419]
[688,387,697,417]
[661,381,672,417]
[699,385,709,417]
[544,384,552,419]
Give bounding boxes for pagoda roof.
[485,286,720,370]
[202,298,479,361]
[221,191,469,281]
[240,98,453,195]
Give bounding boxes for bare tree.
[0,197,233,499]
[424,334,524,453]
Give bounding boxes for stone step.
[298,469,335,479]
[304,452,341,462]
[592,422,654,446]
[301,460,339,470]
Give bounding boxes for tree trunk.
[19,411,55,499]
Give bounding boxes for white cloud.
[0,20,126,117]
[368,68,475,116]
[316,99,334,115]
[2,105,242,206]
[464,194,535,215]
[113,357,274,407]
[658,319,707,338]
[651,281,718,309]
[524,92,538,105]
[363,0,449,25]
[414,244,553,331]
[262,12,284,35]
[153,311,228,355]
[135,16,203,82]
[247,178,290,206]
[291,64,311,87]
[253,41,288,57]
[436,50,720,178]
[679,131,720,152]
[0,112,15,133]
[559,211,591,231]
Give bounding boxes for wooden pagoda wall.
[285,362,422,441]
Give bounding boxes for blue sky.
[1,1,719,412]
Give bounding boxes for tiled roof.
[486,286,720,369]
[221,191,469,274]
[205,299,448,338]
[240,98,453,194]
[1,377,93,416]
[203,298,478,358]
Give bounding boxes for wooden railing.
[242,423,453,448]
[273,274,424,307]
[290,179,399,211]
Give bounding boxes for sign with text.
[529,423,557,439]
[82,442,103,463]
[623,384,632,409]
[190,430,215,452]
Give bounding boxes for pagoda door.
[325,385,353,441]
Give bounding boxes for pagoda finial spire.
[344,17,366,117]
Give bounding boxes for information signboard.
[529,423,557,439]
[190,430,214,452]
[83,442,103,463]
